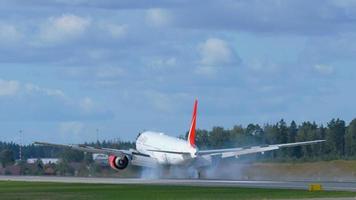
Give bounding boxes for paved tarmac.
[1,176,356,191]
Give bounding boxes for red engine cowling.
[108,155,129,170]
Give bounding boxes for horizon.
[1,117,354,145]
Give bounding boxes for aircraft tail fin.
[188,99,198,148]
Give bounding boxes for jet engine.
[108,155,129,170]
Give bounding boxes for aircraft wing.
[34,141,158,168]
[34,141,132,157]
[197,140,325,158]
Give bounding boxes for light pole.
[19,130,23,161]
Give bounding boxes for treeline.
[191,118,356,161]
[1,118,356,164]
[0,140,135,166]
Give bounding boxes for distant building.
[92,153,108,166]
[27,158,60,165]
[44,166,56,176]
[0,165,21,175]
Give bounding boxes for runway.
[1,176,356,191]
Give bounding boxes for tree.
[60,149,84,163]
[277,119,288,158]
[0,149,14,167]
[84,152,94,165]
[264,124,279,144]
[345,119,356,157]
[209,127,229,148]
[195,129,209,150]
[229,125,245,147]
[263,124,280,159]
[245,124,263,145]
[56,160,74,176]
[287,121,298,158]
[33,159,44,175]
[277,119,288,144]
[325,119,346,158]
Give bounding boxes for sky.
[1,0,356,144]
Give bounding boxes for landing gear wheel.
[197,168,207,179]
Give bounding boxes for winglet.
[188,99,198,147]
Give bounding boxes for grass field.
[0,181,356,200]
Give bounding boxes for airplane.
[35,99,325,178]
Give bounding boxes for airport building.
[26,158,60,165]
[92,153,109,166]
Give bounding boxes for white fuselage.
[136,131,197,165]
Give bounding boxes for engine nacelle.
[108,155,129,170]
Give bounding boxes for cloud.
[95,67,125,79]
[0,79,20,96]
[103,23,127,39]
[0,23,22,45]
[196,38,239,75]
[59,121,85,141]
[6,0,356,36]
[24,83,65,98]
[330,0,356,9]
[199,38,233,65]
[1,0,356,143]
[143,90,189,113]
[59,121,84,134]
[79,97,94,112]
[313,64,334,75]
[301,34,356,63]
[0,78,113,121]
[168,0,356,36]
[60,66,125,80]
[146,8,172,27]
[5,0,187,9]
[245,59,279,73]
[38,14,91,44]
[148,57,177,70]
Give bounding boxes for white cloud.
[62,66,125,80]
[96,67,125,79]
[86,49,111,60]
[53,0,88,5]
[0,79,20,96]
[0,78,111,122]
[146,8,172,27]
[39,14,91,44]
[80,97,94,112]
[149,57,176,69]
[199,38,233,66]
[247,59,279,72]
[143,90,189,113]
[331,0,356,8]
[195,65,218,76]
[196,38,238,76]
[25,83,65,98]
[59,121,84,139]
[144,90,172,112]
[0,79,66,98]
[0,23,22,45]
[104,23,127,39]
[313,64,334,75]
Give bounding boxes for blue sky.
[1,0,356,144]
